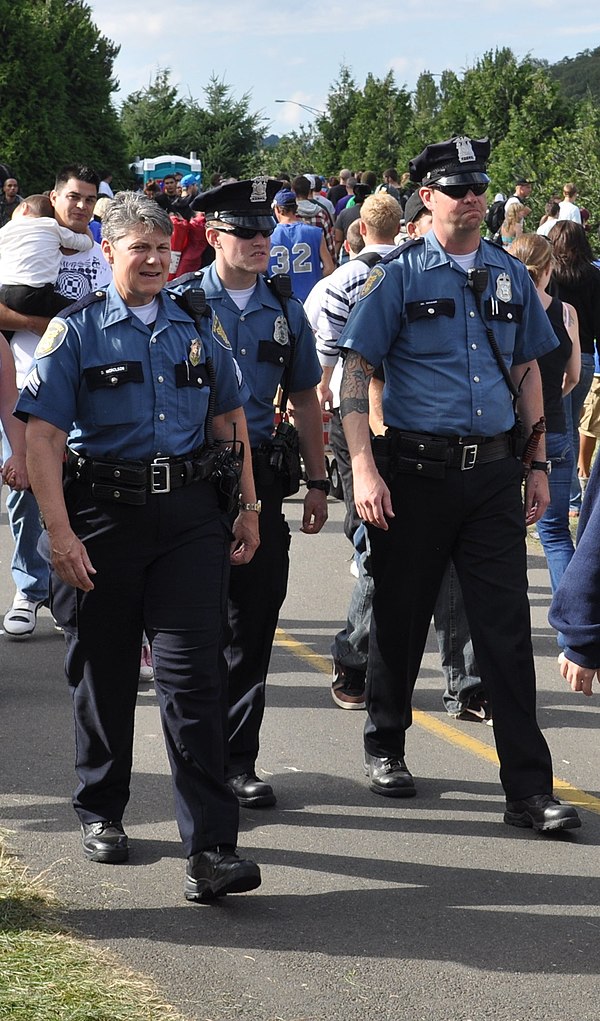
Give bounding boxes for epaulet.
[165,271,204,291]
[380,237,425,264]
[60,290,107,318]
[482,237,521,262]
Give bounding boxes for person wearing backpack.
[484,192,506,241]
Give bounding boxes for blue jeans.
[2,433,49,603]
[565,352,595,512]
[437,561,483,714]
[535,431,575,594]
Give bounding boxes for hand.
[301,488,328,534]
[49,530,96,591]
[558,652,599,697]
[316,382,334,416]
[230,510,260,565]
[353,468,394,530]
[2,453,28,491]
[524,470,550,525]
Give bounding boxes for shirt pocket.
[484,298,524,355]
[174,360,210,427]
[404,298,456,355]
[257,340,291,400]
[83,361,145,426]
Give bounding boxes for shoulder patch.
[212,311,231,349]
[60,290,107,319]
[34,319,68,358]
[359,264,386,299]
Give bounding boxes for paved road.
[1,491,599,1021]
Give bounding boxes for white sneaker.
[3,595,44,637]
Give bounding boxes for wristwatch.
[239,500,262,513]
[530,460,552,475]
[306,479,331,495]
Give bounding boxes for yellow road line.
[275,627,600,817]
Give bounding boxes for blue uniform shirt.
[269,221,324,303]
[199,262,322,446]
[338,232,559,436]
[16,280,248,460]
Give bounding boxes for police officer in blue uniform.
[188,178,328,808]
[16,191,264,901]
[338,136,581,833]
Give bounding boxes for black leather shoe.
[228,772,276,808]
[364,753,416,798]
[185,847,262,902]
[81,821,129,863]
[504,794,581,833]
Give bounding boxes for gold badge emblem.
[189,339,202,366]
[34,319,68,358]
[359,265,385,299]
[273,314,289,345]
[496,272,512,303]
[212,312,231,349]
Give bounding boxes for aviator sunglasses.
[431,182,489,199]
[214,225,275,239]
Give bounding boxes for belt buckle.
[150,457,171,493]
[461,443,478,470]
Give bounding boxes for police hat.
[409,136,490,188]
[191,177,282,230]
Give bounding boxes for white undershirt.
[225,284,256,311]
[130,297,159,325]
[450,249,479,273]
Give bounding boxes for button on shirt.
[338,232,559,436]
[201,262,322,445]
[16,281,248,460]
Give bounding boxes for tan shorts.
[579,375,600,439]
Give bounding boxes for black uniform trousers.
[50,478,239,858]
[223,476,290,778]
[329,409,361,543]
[364,455,554,801]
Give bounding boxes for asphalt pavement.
[1,490,599,1021]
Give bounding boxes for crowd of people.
[0,138,599,903]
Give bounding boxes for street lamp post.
[275,99,325,117]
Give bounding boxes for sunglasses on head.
[214,225,274,239]
[432,182,489,199]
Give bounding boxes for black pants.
[224,478,290,778]
[329,409,361,543]
[364,456,554,801]
[50,479,239,857]
[0,282,73,316]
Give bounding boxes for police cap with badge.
[191,177,282,232]
[410,135,490,190]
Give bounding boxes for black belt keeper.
[65,446,217,505]
[379,430,511,479]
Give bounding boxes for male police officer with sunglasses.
[184,178,328,809]
[338,136,581,833]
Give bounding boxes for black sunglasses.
[432,182,488,199]
[214,225,274,239]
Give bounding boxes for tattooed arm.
[340,351,394,530]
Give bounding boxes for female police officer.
[15,191,263,902]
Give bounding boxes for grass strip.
[0,836,187,1021]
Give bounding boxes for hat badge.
[250,176,268,203]
[455,137,476,163]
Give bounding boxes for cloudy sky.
[88,0,599,140]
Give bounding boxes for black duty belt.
[382,430,511,478]
[65,446,216,505]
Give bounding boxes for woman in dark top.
[510,234,581,593]
[547,221,600,515]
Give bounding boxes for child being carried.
[0,193,94,316]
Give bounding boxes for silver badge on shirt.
[189,339,202,366]
[495,272,512,303]
[273,314,289,345]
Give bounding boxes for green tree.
[345,71,412,172]
[312,64,361,173]
[119,68,190,161]
[246,126,317,179]
[0,0,127,192]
